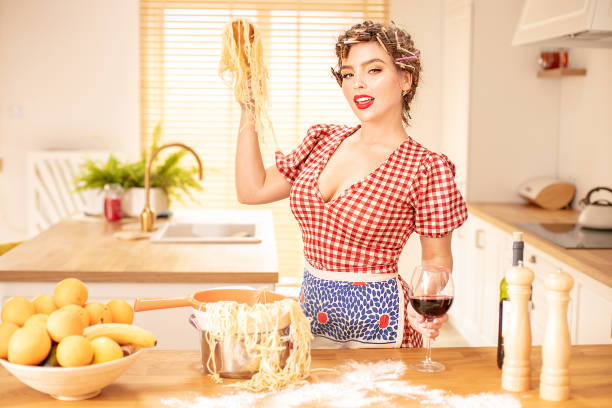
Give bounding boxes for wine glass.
[408,265,454,373]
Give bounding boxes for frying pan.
[134,288,294,332]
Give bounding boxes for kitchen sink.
[150,222,261,244]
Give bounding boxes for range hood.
[513,0,612,48]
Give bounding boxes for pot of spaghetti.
[188,313,290,378]
[134,289,310,386]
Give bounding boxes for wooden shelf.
[537,68,586,78]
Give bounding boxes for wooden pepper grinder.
[540,269,574,401]
[502,259,534,392]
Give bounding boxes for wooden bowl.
[0,350,143,400]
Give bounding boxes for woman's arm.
[407,233,453,339]
[235,105,292,204]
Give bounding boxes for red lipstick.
[354,94,374,109]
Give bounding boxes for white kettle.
[577,187,612,230]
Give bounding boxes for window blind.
[140,0,388,279]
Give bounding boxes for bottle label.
[501,299,510,336]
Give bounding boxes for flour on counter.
[161,360,521,408]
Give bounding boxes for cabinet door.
[524,243,579,345]
[524,243,612,345]
[575,282,612,345]
[456,214,507,346]
[449,217,468,328]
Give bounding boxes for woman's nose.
[353,73,365,89]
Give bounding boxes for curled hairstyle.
[332,20,421,125]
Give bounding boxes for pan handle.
[133,296,192,312]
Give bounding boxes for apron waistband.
[305,261,398,282]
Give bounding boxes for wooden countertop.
[0,210,278,284]
[1,346,610,407]
[468,203,612,288]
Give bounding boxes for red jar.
[104,184,123,221]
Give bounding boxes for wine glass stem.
[425,336,432,364]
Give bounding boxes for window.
[140,1,388,279]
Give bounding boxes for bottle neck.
[512,241,524,266]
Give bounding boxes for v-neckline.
[315,125,411,205]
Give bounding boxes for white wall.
[389,0,444,153]
[0,0,139,241]
[467,0,560,203]
[558,48,612,207]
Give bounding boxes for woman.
[235,21,467,348]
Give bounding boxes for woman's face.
[340,41,411,126]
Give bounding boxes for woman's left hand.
[407,303,449,340]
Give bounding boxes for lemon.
[32,294,57,315]
[53,278,88,307]
[23,313,48,329]
[46,308,86,342]
[85,302,113,325]
[7,325,52,365]
[1,296,35,326]
[56,335,93,367]
[90,336,123,364]
[0,322,19,359]
[106,299,134,324]
[60,304,90,327]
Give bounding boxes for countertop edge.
[467,203,612,288]
[0,271,279,284]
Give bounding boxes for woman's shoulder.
[305,123,359,143]
[403,138,456,174]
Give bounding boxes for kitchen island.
[1,346,610,407]
[0,210,279,349]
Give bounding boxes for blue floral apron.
[299,262,404,349]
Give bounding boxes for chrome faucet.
[139,143,203,232]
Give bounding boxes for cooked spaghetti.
[201,298,312,392]
[219,18,274,144]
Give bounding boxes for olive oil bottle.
[497,231,524,369]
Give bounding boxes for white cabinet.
[454,212,612,346]
[575,283,612,344]
[450,214,511,346]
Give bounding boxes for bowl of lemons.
[0,278,156,400]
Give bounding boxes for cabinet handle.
[528,254,537,264]
[475,229,485,249]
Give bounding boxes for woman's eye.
[369,68,382,74]
[341,72,353,79]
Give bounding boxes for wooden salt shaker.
[540,269,574,401]
[502,260,534,392]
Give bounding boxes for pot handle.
[580,186,612,207]
[133,296,192,312]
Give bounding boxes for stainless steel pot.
[188,314,290,379]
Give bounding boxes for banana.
[84,323,157,348]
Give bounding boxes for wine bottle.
[497,231,524,369]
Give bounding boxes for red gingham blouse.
[275,123,468,347]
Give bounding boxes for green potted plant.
[75,122,203,217]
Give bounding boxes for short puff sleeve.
[275,124,328,183]
[413,153,468,238]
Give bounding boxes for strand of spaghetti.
[219,18,276,147]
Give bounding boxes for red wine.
[409,296,453,318]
